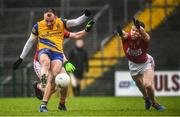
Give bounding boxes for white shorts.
[33,59,41,80]
[128,54,155,76]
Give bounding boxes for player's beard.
[47,24,53,29]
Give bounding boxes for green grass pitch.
[0,97,179,116]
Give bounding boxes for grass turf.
[0,97,179,116]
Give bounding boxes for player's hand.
[133,17,140,29]
[13,58,23,70]
[83,9,91,17]
[64,61,76,73]
[116,25,123,37]
[85,20,95,32]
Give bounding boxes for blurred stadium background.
[0,0,180,99]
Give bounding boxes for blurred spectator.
[69,39,89,96]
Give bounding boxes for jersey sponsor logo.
[41,31,62,37]
[127,48,142,57]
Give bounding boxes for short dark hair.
[139,21,145,28]
[44,8,56,15]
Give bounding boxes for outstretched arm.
[20,34,37,59]
[133,18,150,42]
[13,33,37,70]
[69,30,87,40]
[69,20,95,40]
[66,9,91,28]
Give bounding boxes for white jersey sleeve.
[20,33,37,59]
[65,14,88,28]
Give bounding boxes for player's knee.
[134,80,142,87]
[52,71,58,77]
[51,79,56,86]
[52,69,60,77]
[47,77,55,85]
[136,82,145,90]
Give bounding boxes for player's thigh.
[51,60,63,76]
[132,74,144,87]
[143,69,154,87]
[39,54,51,67]
[60,67,67,73]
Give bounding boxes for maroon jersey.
[122,32,149,63]
[33,30,70,60]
